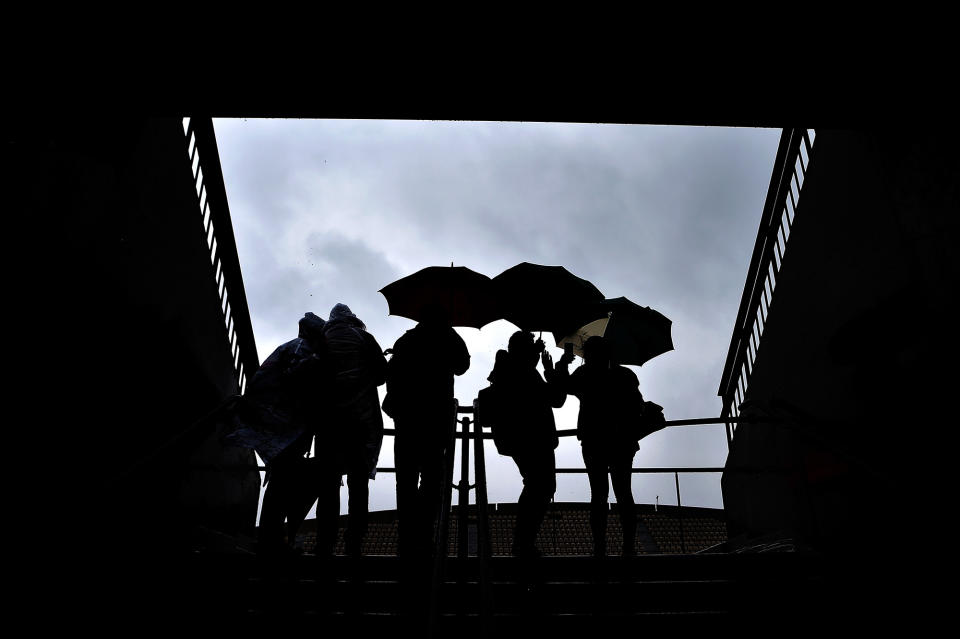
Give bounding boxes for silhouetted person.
[384,304,470,562]
[224,312,332,556]
[485,331,566,558]
[557,336,643,558]
[315,303,387,558]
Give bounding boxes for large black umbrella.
[490,262,605,334]
[379,265,499,329]
[555,296,674,366]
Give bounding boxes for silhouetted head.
[487,348,510,383]
[328,303,365,329]
[298,312,326,345]
[508,330,540,367]
[583,335,611,367]
[420,303,452,328]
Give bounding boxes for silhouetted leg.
[258,473,287,551]
[512,452,536,555]
[512,453,531,555]
[583,445,610,557]
[262,434,312,548]
[282,438,319,546]
[417,440,446,558]
[287,435,337,557]
[395,433,417,559]
[395,431,439,561]
[314,469,342,556]
[258,440,308,553]
[345,451,369,558]
[610,455,636,557]
[512,449,556,557]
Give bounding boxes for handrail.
[472,413,730,558]
[201,410,739,563]
[181,117,260,393]
[718,128,816,446]
[212,416,749,472]
[116,119,262,480]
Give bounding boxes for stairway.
[162,549,838,634]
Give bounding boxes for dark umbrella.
[490,262,605,334]
[555,296,674,366]
[379,265,499,329]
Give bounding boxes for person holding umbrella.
[383,303,470,563]
[557,335,656,559]
[485,330,567,559]
[379,266,489,564]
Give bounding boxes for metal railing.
[180,117,259,394]
[718,128,816,446]
[484,415,731,556]
[231,400,733,628]
[464,404,733,624]
[247,414,735,546]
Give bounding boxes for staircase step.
[158,548,832,628]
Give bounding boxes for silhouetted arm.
[553,363,583,400]
[362,331,388,386]
[542,360,567,409]
[449,328,470,376]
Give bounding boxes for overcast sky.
[213,118,781,518]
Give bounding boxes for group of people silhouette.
[225,301,662,565]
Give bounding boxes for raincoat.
[222,312,330,469]
[322,304,387,478]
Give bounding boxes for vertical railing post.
[473,399,492,626]
[724,407,736,448]
[458,415,470,563]
[675,471,686,554]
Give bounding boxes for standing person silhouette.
[557,335,643,558]
[315,303,387,558]
[485,331,566,559]
[223,312,332,557]
[384,304,470,563]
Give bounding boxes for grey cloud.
[239,227,403,356]
[299,230,402,331]
[215,119,781,510]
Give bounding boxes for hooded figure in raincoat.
[223,311,331,555]
[315,303,388,558]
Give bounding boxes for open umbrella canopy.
[378,265,499,329]
[556,296,674,366]
[490,262,605,334]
